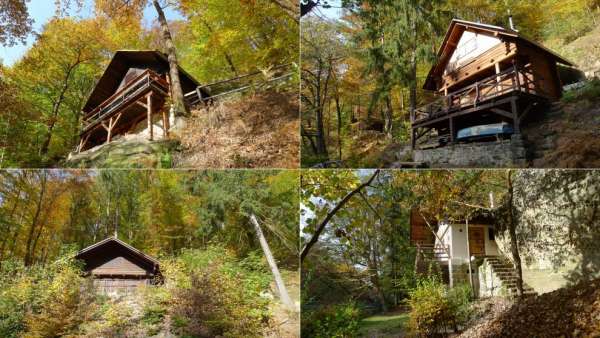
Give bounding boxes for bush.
[0,255,93,338]
[562,79,600,103]
[302,302,361,338]
[407,277,472,337]
[164,246,272,337]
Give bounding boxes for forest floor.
[357,311,409,338]
[457,278,600,338]
[265,269,300,338]
[175,89,299,168]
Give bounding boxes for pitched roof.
[82,50,200,113]
[75,237,160,273]
[424,19,574,90]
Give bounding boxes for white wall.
[437,222,500,262]
[446,31,501,73]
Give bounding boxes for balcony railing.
[413,64,547,124]
[82,69,169,133]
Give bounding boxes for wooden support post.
[514,63,521,92]
[162,109,169,138]
[107,117,113,143]
[78,132,91,153]
[147,92,153,141]
[511,97,520,134]
[466,217,475,298]
[411,128,416,149]
[449,117,455,143]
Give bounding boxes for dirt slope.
[175,90,299,168]
[522,99,600,168]
[458,278,600,338]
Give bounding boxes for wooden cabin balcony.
[413,64,548,126]
[82,69,169,133]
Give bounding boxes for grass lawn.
[357,312,409,338]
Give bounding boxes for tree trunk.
[384,95,393,138]
[335,95,342,160]
[153,0,189,117]
[24,172,47,266]
[250,214,295,310]
[409,16,418,121]
[301,169,380,261]
[506,170,524,297]
[39,85,69,156]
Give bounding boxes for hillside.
[458,278,600,338]
[552,24,600,77]
[175,90,300,168]
[65,89,299,168]
[522,81,600,168]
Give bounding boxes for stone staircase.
[483,256,538,297]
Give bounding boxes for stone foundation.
[413,135,527,167]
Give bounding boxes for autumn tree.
[0,0,32,47]
[177,0,299,83]
[10,18,107,160]
[96,0,189,116]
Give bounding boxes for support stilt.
[147,93,153,141]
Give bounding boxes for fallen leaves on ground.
[175,90,299,168]
[458,278,600,338]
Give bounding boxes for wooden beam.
[518,103,534,124]
[490,108,514,119]
[78,132,92,153]
[135,100,148,109]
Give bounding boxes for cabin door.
[468,227,485,256]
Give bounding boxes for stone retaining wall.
[413,135,527,168]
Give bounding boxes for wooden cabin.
[77,50,207,152]
[75,237,161,294]
[412,19,575,149]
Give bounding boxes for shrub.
[159,151,173,168]
[562,79,600,103]
[164,246,272,337]
[407,277,473,337]
[0,255,94,338]
[302,302,361,338]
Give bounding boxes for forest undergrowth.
[0,245,298,338]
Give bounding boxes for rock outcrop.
[65,137,180,168]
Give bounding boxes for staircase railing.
[184,64,296,106]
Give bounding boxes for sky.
[0,0,182,67]
[302,0,343,21]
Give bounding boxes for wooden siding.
[518,42,562,100]
[440,41,517,92]
[410,209,435,246]
[91,256,149,276]
[93,278,150,294]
